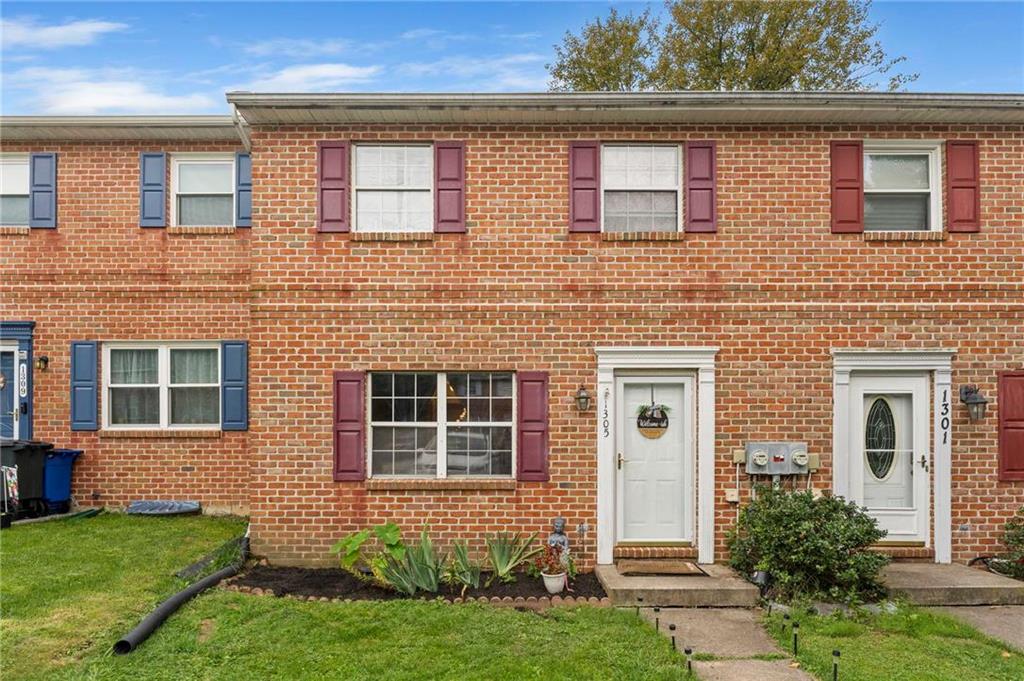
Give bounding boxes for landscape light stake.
[684,647,693,675]
[668,623,677,651]
[653,606,660,630]
[832,649,840,681]
[636,596,644,617]
[792,621,800,656]
[782,613,790,634]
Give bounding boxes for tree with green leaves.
[547,1,917,92]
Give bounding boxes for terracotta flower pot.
[542,572,567,595]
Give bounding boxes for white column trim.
[831,349,955,564]
[594,346,718,565]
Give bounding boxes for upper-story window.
[369,371,514,478]
[602,145,682,233]
[103,343,220,429]
[354,145,433,232]
[171,154,235,227]
[864,141,941,232]
[0,155,29,226]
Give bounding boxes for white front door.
[615,375,693,543]
[848,374,930,543]
[0,348,17,440]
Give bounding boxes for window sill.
[100,429,222,439]
[365,478,517,492]
[863,230,947,242]
[601,231,685,242]
[167,225,236,235]
[350,231,436,242]
[0,226,31,236]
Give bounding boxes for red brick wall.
[1,140,251,513]
[3,124,1022,564]
[247,123,1023,566]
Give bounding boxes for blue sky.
[1,1,1021,114]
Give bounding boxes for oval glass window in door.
[865,397,896,480]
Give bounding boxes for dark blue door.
[0,350,15,439]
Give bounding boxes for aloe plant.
[379,528,446,595]
[485,532,541,585]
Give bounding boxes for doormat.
[617,559,706,576]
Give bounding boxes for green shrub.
[444,541,483,596]
[1001,507,1024,580]
[727,487,889,603]
[485,532,541,585]
[379,528,446,595]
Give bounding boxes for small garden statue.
[547,516,570,554]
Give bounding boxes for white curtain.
[170,349,217,384]
[178,196,232,226]
[170,349,218,425]
[110,349,158,384]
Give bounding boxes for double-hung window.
[863,141,941,232]
[104,343,220,429]
[369,372,514,477]
[602,145,682,233]
[354,145,432,232]
[0,155,29,226]
[171,154,235,227]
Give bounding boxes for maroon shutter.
[830,140,864,233]
[318,140,349,232]
[517,371,550,481]
[434,140,466,233]
[999,371,1024,481]
[946,140,981,233]
[333,371,365,481]
[684,141,717,232]
[569,141,600,232]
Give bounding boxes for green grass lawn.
[765,605,1024,681]
[1,514,685,681]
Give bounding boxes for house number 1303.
[940,389,950,444]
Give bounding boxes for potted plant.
[533,544,569,595]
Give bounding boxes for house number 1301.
[940,389,950,444]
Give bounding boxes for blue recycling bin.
[43,449,82,513]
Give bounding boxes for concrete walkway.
[884,563,1024,605]
[642,607,813,681]
[932,605,1024,651]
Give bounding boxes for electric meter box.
[745,441,809,475]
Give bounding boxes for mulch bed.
[227,565,608,608]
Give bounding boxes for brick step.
[870,545,935,562]
[613,545,698,560]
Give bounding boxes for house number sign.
[18,362,27,398]
[601,388,610,438]
[940,388,950,445]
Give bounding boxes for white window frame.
[366,371,516,479]
[0,153,30,227]
[863,140,942,232]
[170,153,236,228]
[600,144,684,233]
[352,143,434,233]
[102,341,221,430]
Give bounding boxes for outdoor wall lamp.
[34,355,49,371]
[574,386,592,412]
[959,385,988,422]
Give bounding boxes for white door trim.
[595,347,717,565]
[832,349,955,563]
[0,343,19,440]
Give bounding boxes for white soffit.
[0,116,241,142]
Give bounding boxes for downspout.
[231,104,252,152]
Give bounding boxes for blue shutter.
[70,341,98,431]
[139,152,166,227]
[221,341,248,430]
[235,152,252,227]
[29,153,57,228]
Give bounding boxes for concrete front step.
[883,563,1024,606]
[595,563,759,607]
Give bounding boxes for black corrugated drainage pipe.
[113,531,249,654]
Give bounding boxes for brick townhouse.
[1,92,1022,568]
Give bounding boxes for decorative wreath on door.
[636,385,671,439]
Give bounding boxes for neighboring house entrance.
[1,345,17,439]
[615,375,694,544]
[848,374,930,543]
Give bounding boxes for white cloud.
[244,38,350,58]
[237,63,381,91]
[5,67,218,114]
[396,53,548,91]
[1,17,128,50]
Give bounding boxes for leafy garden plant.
[727,487,889,603]
[443,541,483,596]
[532,544,568,576]
[485,532,542,585]
[379,528,446,596]
[330,522,406,586]
[1000,506,1024,580]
